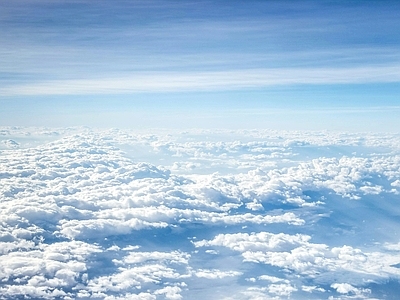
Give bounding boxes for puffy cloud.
[301,285,326,293]
[1,127,400,298]
[0,241,101,299]
[59,218,168,240]
[196,231,400,290]
[267,283,298,296]
[331,283,371,298]
[193,232,311,252]
[154,286,182,300]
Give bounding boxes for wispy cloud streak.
[2,65,400,96]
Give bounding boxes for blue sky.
[1,0,400,131]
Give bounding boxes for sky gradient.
[1,0,400,131]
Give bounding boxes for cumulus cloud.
[195,231,400,291]
[1,127,400,298]
[0,241,101,299]
[193,232,311,252]
[330,283,371,298]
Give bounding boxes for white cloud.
[194,269,242,279]
[58,218,169,240]
[1,127,400,298]
[0,241,101,299]
[193,232,311,252]
[267,283,298,296]
[117,251,190,265]
[2,66,400,96]
[195,230,400,291]
[258,275,289,283]
[103,292,156,300]
[331,283,371,298]
[302,285,326,293]
[154,286,182,300]
[87,248,192,298]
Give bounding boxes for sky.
[1,0,400,131]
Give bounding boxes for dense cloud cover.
[1,127,400,299]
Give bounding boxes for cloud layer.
[1,127,400,299]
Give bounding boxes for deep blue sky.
[1,0,400,131]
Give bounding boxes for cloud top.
[1,127,400,298]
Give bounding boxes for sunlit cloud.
[1,127,400,298]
